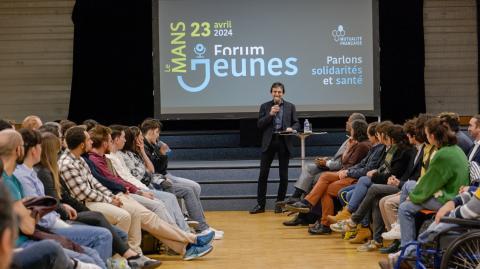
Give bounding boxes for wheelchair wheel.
[440,231,480,269]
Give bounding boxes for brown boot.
[349,225,371,244]
[327,207,352,224]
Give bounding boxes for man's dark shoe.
[284,200,311,213]
[308,221,332,235]
[276,197,301,207]
[249,204,265,214]
[283,214,309,226]
[274,204,283,213]
[128,255,162,269]
[379,239,400,254]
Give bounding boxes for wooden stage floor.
[150,211,385,269]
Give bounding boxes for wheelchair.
[394,217,480,269]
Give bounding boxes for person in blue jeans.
[0,133,100,269]
[15,129,113,265]
[34,131,159,269]
[0,180,82,269]
[0,129,107,269]
[330,124,414,248]
[339,125,413,218]
[12,240,74,269]
[140,119,223,237]
[392,118,469,266]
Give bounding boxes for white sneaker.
[386,250,402,268]
[211,227,224,239]
[75,260,102,269]
[330,220,349,233]
[210,227,224,235]
[201,227,224,240]
[382,223,401,240]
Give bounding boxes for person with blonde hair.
[21,115,42,130]
[36,132,160,269]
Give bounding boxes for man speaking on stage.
[250,82,300,214]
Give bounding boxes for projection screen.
[153,0,380,119]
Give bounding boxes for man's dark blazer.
[257,99,299,153]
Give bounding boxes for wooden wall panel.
[0,0,74,123]
[424,0,479,115]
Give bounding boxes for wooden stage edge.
[149,211,385,269]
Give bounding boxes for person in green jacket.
[397,117,469,252]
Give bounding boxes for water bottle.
[159,140,173,157]
[304,119,312,133]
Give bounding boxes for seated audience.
[140,119,223,237]
[0,177,85,269]
[0,129,102,268]
[331,123,415,251]
[6,112,479,268]
[14,128,111,268]
[285,121,384,227]
[35,131,158,269]
[59,126,215,260]
[376,114,435,250]
[86,125,181,231]
[286,119,372,234]
[279,113,367,207]
[107,125,190,232]
[389,118,469,263]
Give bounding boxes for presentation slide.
[154,0,378,119]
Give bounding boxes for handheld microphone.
[271,97,281,116]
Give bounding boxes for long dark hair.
[386,125,410,149]
[425,118,457,148]
[123,126,142,154]
[350,120,369,142]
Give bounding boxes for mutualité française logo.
[331,25,362,46]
